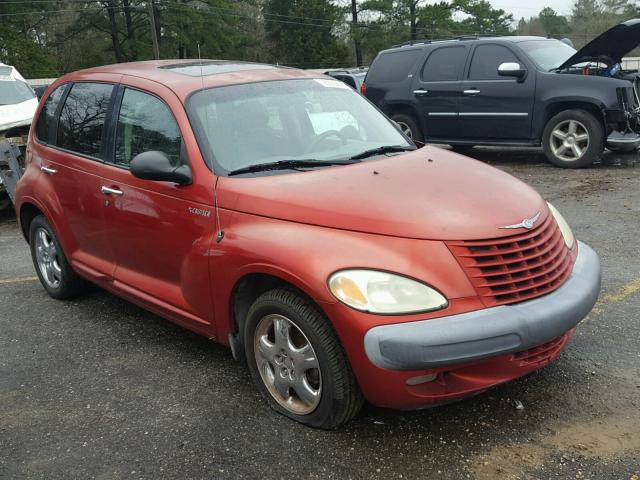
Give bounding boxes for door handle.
[40,166,57,175]
[413,89,428,96]
[101,186,124,196]
[463,89,481,96]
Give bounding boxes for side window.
[367,49,423,83]
[469,45,520,80]
[56,83,113,158]
[421,46,467,82]
[35,85,66,144]
[114,88,182,168]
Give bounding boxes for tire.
[542,109,604,168]
[29,215,86,299]
[244,288,363,429]
[391,112,425,145]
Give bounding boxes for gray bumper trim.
[364,241,601,370]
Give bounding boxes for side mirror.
[130,151,192,185]
[498,62,527,80]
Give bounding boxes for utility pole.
[148,1,160,60]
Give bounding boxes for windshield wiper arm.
[349,145,415,161]
[227,159,360,176]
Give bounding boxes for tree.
[539,7,570,37]
[264,0,348,68]
[454,0,513,34]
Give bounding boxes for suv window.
[367,49,423,83]
[56,83,113,158]
[114,88,182,167]
[421,46,467,82]
[469,44,520,80]
[35,84,66,144]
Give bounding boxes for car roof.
[383,35,554,53]
[55,59,325,101]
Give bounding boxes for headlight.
[547,202,575,249]
[328,269,448,314]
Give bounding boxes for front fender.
[210,209,477,348]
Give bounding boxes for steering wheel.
[307,130,348,152]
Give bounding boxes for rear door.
[412,45,469,138]
[33,81,117,283]
[100,78,216,331]
[458,43,535,140]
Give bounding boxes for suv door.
[101,80,215,329]
[458,43,535,140]
[412,45,468,138]
[33,82,116,283]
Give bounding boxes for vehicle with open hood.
[14,60,601,428]
[362,19,640,168]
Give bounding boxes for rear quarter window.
[367,49,424,83]
[35,84,66,144]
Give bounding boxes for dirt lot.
[1,148,639,479]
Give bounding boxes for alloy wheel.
[396,121,413,139]
[253,314,322,415]
[34,227,62,289]
[550,119,590,162]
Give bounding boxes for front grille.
[447,214,573,307]
[513,334,567,366]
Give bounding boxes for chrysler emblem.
[499,212,541,230]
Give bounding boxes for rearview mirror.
[130,151,192,185]
[498,62,527,80]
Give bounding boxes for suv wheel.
[542,110,604,168]
[391,113,424,145]
[244,288,363,429]
[29,215,87,299]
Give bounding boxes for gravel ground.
[1,148,639,480]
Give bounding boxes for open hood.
[558,18,640,70]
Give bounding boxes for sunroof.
[160,61,278,77]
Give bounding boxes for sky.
[487,0,573,20]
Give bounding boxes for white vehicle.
[1,63,38,210]
[0,63,38,135]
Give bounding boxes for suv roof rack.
[391,34,506,48]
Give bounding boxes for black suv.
[363,20,640,167]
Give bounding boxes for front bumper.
[364,241,601,370]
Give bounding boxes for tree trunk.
[106,0,126,62]
[123,0,136,59]
[410,2,417,40]
[350,0,362,66]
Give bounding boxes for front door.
[412,45,468,138]
[100,81,216,330]
[458,43,535,140]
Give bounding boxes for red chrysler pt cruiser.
[15,61,601,428]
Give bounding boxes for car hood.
[217,147,548,241]
[558,18,640,70]
[0,97,38,133]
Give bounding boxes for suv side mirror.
[498,62,527,80]
[130,151,192,185]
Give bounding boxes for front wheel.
[542,109,604,168]
[244,289,363,429]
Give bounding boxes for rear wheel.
[542,109,604,168]
[244,288,363,429]
[391,112,424,146]
[29,215,86,299]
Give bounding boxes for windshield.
[187,78,411,175]
[0,79,36,105]
[519,40,576,71]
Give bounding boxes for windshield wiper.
[227,159,360,176]
[349,145,415,160]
